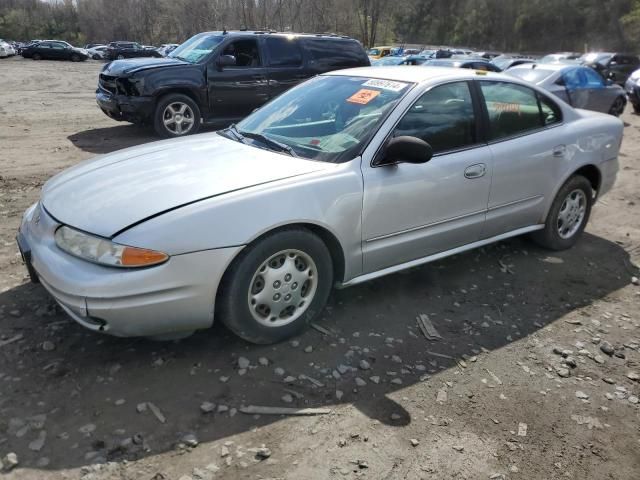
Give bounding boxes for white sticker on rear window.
[362,79,408,92]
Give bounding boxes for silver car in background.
[18,67,623,344]
[506,63,627,116]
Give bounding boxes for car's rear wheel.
[531,175,593,250]
[217,228,333,344]
[32,53,41,60]
[153,93,201,138]
[609,96,626,117]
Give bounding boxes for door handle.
[464,163,486,179]
[552,145,566,157]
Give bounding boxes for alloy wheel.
[162,102,195,135]
[247,249,318,327]
[557,189,587,239]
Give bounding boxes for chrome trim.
[365,208,487,243]
[340,224,544,288]
[488,195,544,212]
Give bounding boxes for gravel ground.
[0,57,639,480]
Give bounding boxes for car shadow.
[0,232,632,471]
[67,124,225,155]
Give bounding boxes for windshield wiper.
[221,123,245,142]
[237,129,298,157]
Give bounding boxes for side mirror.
[217,54,236,69]
[377,136,433,166]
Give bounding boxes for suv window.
[221,39,261,67]
[480,81,560,140]
[394,81,478,154]
[306,39,365,69]
[266,37,303,67]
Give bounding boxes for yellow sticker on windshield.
[347,89,381,105]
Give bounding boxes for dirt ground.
[0,57,639,480]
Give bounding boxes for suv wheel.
[531,175,593,250]
[153,94,201,138]
[217,228,333,344]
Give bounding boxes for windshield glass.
[506,68,555,84]
[169,33,223,63]
[234,75,411,163]
[580,52,613,66]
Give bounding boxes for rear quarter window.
[305,39,368,70]
[480,81,561,141]
[266,37,303,67]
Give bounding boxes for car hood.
[102,57,190,76]
[42,133,332,237]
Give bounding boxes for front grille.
[99,74,117,95]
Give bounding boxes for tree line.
[1,0,640,53]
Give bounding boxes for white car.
[0,40,16,58]
[18,67,622,343]
[87,45,108,60]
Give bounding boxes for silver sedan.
[506,63,627,116]
[18,67,622,343]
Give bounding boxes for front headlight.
[55,226,168,268]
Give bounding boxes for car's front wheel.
[217,228,333,344]
[71,54,80,62]
[153,93,201,138]
[532,175,593,250]
[32,53,41,60]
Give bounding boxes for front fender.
[113,161,365,281]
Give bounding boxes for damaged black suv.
[96,30,370,137]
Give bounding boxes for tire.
[531,175,593,250]
[32,53,41,60]
[609,96,626,117]
[116,54,125,60]
[153,93,201,138]
[633,103,640,115]
[217,228,333,344]
[71,54,80,62]
[92,54,101,60]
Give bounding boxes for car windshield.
[582,53,613,66]
[169,33,223,63]
[231,75,412,163]
[506,68,555,84]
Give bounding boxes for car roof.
[197,30,357,41]
[324,65,508,84]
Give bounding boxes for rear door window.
[582,68,604,88]
[266,37,303,67]
[480,81,558,140]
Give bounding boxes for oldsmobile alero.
[18,67,622,344]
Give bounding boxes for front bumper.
[18,202,242,337]
[96,90,154,123]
